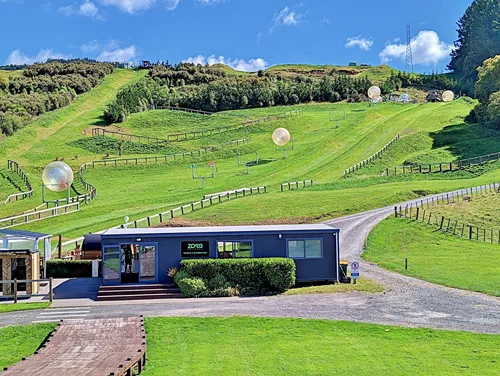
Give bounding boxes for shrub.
[180,258,296,296]
[46,259,95,278]
[178,277,206,298]
[173,269,190,285]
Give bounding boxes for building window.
[217,241,252,259]
[287,239,322,259]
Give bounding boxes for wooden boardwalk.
[1,317,147,376]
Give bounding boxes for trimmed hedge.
[46,259,97,278]
[179,258,296,296]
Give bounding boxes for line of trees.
[0,60,114,136]
[104,64,372,124]
[380,71,458,94]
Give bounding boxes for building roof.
[0,229,52,240]
[101,224,338,238]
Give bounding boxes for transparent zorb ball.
[400,93,410,102]
[42,162,74,192]
[272,128,291,147]
[367,86,381,99]
[442,90,454,102]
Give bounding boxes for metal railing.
[1,278,53,303]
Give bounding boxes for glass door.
[139,244,156,282]
[103,245,121,284]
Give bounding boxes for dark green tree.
[448,0,500,94]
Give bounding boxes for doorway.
[103,243,158,285]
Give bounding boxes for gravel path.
[1,186,499,333]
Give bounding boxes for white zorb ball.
[272,128,291,147]
[442,90,454,102]
[42,162,74,192]
[367,86,381,99]
[400,93,410,102]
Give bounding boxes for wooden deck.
[1,317,147,376]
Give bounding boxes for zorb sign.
[350,262,360,279]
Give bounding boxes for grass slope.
[283,277,383,295]
[363,217,500,296]
[6,100,486,238]
[144,317,500,376]
[0,68,145,218]
[0,323,56,370]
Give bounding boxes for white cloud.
[164,0,179,10]
[345,36,373,51]
[59,1,102,19]
[379,30,453,65]
[81,40,101,53]
[97,45,137,62]
[183,55,268,72]
[5,49,69,65]
[98,0,156,13]
[270,6,303,32]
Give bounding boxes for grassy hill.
[3,98,488,239]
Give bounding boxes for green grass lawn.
[143,317,500,376]
[5,99,487,239]
[283,277,384,295]
[363,217,500,296]
[0,323,56,370]
[0,302,50,313]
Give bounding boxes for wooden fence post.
[439,216,445,230]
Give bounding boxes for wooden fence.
[120,185,268,229]
[56,185,268,252]
[343,135,400,176]
[80,138,250,171]
[396,202,500,245]
[280,179,313,191]
[0,202,80,229]
[3,160,33,204]
[91,109,303,144]
[383,151,500,176]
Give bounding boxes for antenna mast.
[405,25,414,73]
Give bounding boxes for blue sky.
[0,0,472,72]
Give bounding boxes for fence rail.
[120,185,268,229]
[57,185,269,252]
[80,138,250,171]
[92,110,303,144]
[394,182,500,244]
[0,278,53,303]
[344,135,400,176]
[280,179,313,191]
[3,160,33,204]
[0,202,80,229]
[384,151,500,176]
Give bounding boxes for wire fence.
[0,202,80,229]
[3,160,33,204]
[383,151,500,176]
[394,182,500,244]
[344,135,400,176]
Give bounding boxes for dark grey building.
[100,224,340,285]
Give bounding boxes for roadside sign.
[350,261,360,279]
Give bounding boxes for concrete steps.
[97,283,183,301]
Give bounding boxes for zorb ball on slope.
[272,128,291,147]
[367,86,381,99]
[42,162,74,192]
[400,93,410,103]
[442,90,454,102]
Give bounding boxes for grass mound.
[69,136,186,155]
